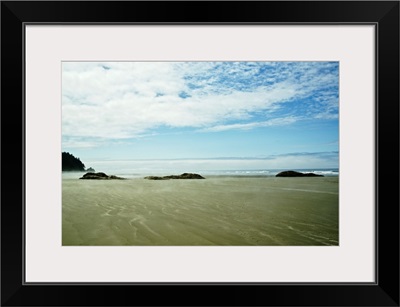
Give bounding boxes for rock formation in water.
[144,173,205,180]
[276,170,324,177]
[144,176,170,180]
[86,167,95,173]
[79,172,126,180]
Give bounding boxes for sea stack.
[276,170,324,177]
[145,173,205,180]
[79,172,126,180]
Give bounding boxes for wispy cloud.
[200,116,301,132]
[62,62,338,148]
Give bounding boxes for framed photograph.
[2,1,399,306]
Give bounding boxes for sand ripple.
[62,177,339,246]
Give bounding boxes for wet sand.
[62,176,339,246]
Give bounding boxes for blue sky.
[62,62,338,169]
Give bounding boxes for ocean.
[63,159,339,179]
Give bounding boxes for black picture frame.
[1,1,399,306]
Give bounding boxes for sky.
[62,61,339,169]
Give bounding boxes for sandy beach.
[62,176,339,246]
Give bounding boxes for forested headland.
[62,152,85,171]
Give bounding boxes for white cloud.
[62,62,338,144]
[200,116,301,132]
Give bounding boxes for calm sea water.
[62,159,338,179]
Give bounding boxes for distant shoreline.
[62,171,339,179]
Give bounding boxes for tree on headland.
[62,152,85,171]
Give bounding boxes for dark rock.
[145,173,205,180]
[80,172,126,180]
[86,167,95,173]
[276,170,324,177]
[168,173,205,179]
[144,176,169,180]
